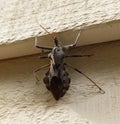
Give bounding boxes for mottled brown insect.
[33,25,105,100]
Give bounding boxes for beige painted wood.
[0,41,120,124]
[0,0,120,60]
[0,0,120,44]
[0,20,120,60]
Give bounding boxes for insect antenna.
[39,25,55,38]
[65,63,105,94]
[39,25,59,47]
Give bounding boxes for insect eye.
[56,49,60,52]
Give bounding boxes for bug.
[33,25,105,100]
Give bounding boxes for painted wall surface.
[0,1,120,123]
[0,41,120,124]
[0,0,120,44]
[0,0,120,59]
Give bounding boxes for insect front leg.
[63,30,81,50]
[33,64,50,84]
[35,37,53,50]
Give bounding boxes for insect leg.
[63,30,81,50]
[65,54,93,58]
[35,37,53,50]
[39,55,48,59]
[33,64,50,83]
[65,63,105,94]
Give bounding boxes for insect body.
[43,46,71,100]
[34,25,105,100]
